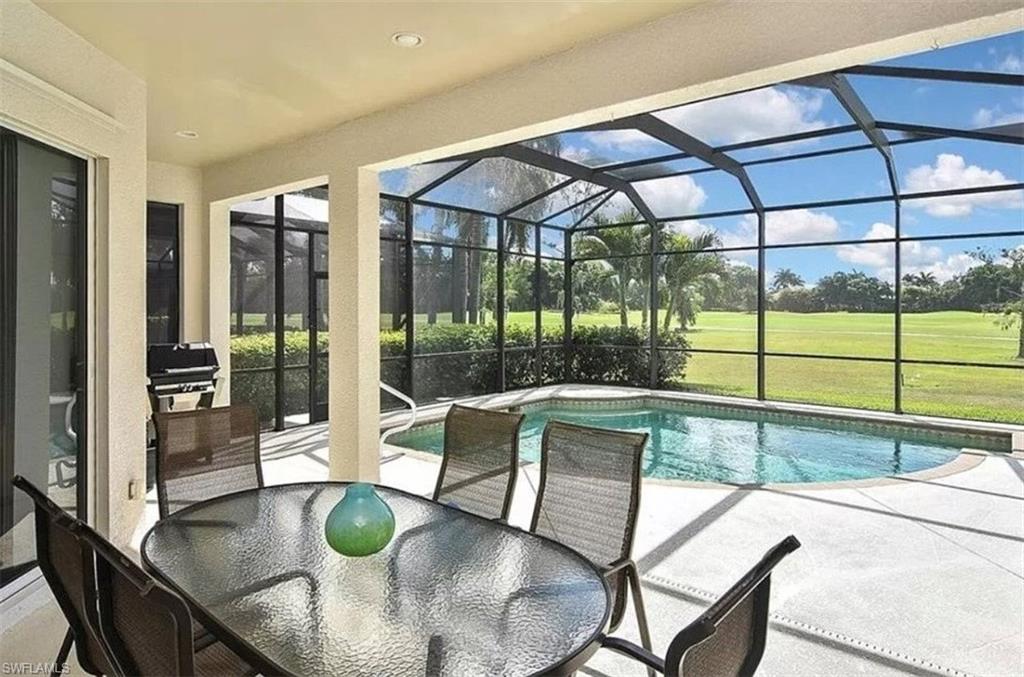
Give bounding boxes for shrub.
[230,323,690,411]
[230,331,327,423]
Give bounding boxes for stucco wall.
[1,0,147,546]
[199,0,1022,484]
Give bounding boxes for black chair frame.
[601,535,802,677]
[79,522,199,676]
[11,475,109,677]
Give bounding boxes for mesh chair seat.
[433,404,525,521]
[531,420,648,633]
[153,405,263,518]
[194,638,256,676]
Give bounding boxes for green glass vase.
[324,483,396,557]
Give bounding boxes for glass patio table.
[141,482,610,676]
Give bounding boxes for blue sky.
[382,30,1024,286]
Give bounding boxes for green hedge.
[230,331,327,424]
[231,324,689,414]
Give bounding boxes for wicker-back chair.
[76,520,253,676]
[602,536,802,677]
[11,475,114,676]
[153,404,262,518]
[433,404,525,521]
[530,420,652,656]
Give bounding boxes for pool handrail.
[380,382,417,451]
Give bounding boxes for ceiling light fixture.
[175,130,199,139]
[391,32,423,48]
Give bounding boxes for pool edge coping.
[384,444,995,492]
[380,384,1021,491]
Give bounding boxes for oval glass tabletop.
[142,483,610,676]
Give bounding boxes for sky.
[380,30,1024,286]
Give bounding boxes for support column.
[328,167,380,481]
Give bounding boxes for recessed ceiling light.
[175,130,199,139]
[391,32,423,48]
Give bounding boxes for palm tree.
[661,232,724,332]
[902,271,938,288]
[572,209,645,326]
[771,268,804,292]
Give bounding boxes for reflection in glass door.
[0,129,87,587]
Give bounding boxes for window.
[146,201,180,345]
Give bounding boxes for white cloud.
[701,209,842,249]
[654,86,828,146]
[996,53,1023,73]
[910,252,986,283]
[584,129,660,150]
[835,221,984,283]
[836,223,897,269]
[562,145,593,164]
[665,219,713,239]
[903,153,1023,217]
[633,175,707,217]
[972,104,1024,127]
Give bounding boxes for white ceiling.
[37,1,698,167]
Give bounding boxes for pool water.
[388,400,1005,484]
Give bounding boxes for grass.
[274,309,1024,423]
[513,309,1023,423]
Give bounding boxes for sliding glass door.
[0,128,87,587]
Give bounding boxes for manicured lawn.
[543,309,1023,423]
[375,309,1024,422]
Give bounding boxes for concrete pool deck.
[2,394,1021,676]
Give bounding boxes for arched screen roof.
[381,30,1023,232]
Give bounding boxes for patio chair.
[11,475,114,677]
[601,535,802,677]
[529,420,653,659]
[76,517,256,676]
[153,404,263,518]
[433,404,525,521]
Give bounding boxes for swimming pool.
[387,398,1009,484]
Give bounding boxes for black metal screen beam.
[876,121,1024,145]
[404,200,415,400]
[796,72,904,409]
[595,115,765,213]
[407,160,478,201]
[757,212,766,400]
[841,64,1024,87]
[568,190,615,230]
[456,143,661,228]
[540,187,611,227]
[794,73,898,194]
[502,144,661,226]
[499,177,575,218]
[274,194,285,431]
[563,230,573,383]
[649,221,659,388]
[497,217,506,393]
[534,224,543,386]
[307,235,317,419]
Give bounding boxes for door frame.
[0,127,89,588]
